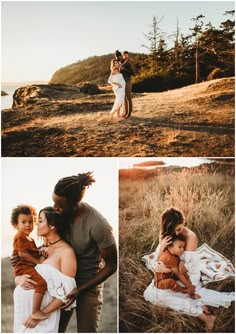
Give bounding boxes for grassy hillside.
[50,53,147,85]
[119,163,235,332]
[2,77,234,157]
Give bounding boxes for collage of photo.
[1,1,235,333]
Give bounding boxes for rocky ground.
[1,77,234,157]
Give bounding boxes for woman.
[13,207,77,333]
[108,59,126,119]
[143,208,234,332]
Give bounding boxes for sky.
[1,157,118,257]
[1,0,234,82]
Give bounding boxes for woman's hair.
[39,206,66,237]
[161,207,185,238]
[11,204,37,228]
[54,172,95,205]
[110,59,119,71]
[115,50,122,58]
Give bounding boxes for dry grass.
[2,77,234,157]
[1,259,117,333]
[119,164,235,333]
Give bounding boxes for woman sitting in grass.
[143,207,235,332]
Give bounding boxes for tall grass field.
[119,163,235,333]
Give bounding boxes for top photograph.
[1,1,235,157]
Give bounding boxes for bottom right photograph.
[119,157,235,333]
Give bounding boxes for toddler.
[11,205,48,320]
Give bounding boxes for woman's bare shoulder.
[186,228,198,250]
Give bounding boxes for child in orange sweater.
[154,234,200,299]
[11,205,48,321]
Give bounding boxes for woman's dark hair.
[161,207,185,238]
[115,50,122,58]
[39,206,66,237]
[11,205,37,228]
[54,172,95,205]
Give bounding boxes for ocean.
[1,82,48,110]
[1,84,21,109]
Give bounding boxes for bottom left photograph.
[1,157,118,333]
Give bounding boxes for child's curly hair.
[10,205,37,228]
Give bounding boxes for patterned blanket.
[197,243,235,284]
[142,243,235,285]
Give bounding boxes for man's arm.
[61,244,117,309]
[18,251,41,265]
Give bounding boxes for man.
[12,172,117,333]
[115,50,135,117]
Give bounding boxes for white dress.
[108,73,126,114]
[143,244,235,317]
[13,264,76,333]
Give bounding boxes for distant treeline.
[50,10,234,92]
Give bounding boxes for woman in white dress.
[13,207,77,333]
[143,207,234,332]
[108,59,126,119]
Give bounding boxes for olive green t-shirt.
[64,202,116,286]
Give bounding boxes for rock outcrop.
[1,90,8,96]
[12,83,101,108]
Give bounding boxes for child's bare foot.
[191,293,201,299]
[205,315,216,332]
[202,305,210,315]
[31,310,49,320]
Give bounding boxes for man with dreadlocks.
[14,172,117,333]
[52,171,117,333]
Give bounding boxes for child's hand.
[187,284,196,295]
[38,247,48,258]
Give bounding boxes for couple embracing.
[11,172,117,333]
[108,50,135,120]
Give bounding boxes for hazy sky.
[1,1,234,82]
[1,157,118,257]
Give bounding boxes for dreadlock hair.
[39,206,66,237]
[54,172,95,206]
[11,204,37,228]
[161,207,185,238]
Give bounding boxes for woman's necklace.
[49,238,62,245]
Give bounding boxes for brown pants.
[14,266,47,294]
[125,80,133,117]
[59,287,103,333]
[157,278,188,293]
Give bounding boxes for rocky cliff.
[12,82,101,108]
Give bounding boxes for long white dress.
[13,264,76,333]
[108,73,126,115]
[143,244,235,317]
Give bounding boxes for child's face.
[16,214,34,235]
[169,240,185,257]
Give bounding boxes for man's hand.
[10,255,21,267]
[60,287,80,310]
[16,274,37,289]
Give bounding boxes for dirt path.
[2,77,234,157]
